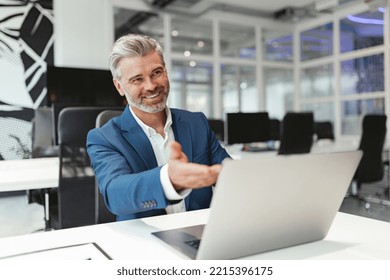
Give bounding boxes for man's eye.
[131,77,143,84]
[152,70,163,77]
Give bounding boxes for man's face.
[114,51,170,114]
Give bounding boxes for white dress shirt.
[129,107,191,214]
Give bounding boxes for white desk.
[0,157,59,229]
[0,209,389,260]
[0,157,59,192]
[225,140,360,160]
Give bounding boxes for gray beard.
[128,93,168,113]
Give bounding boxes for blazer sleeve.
[87,127,169,216]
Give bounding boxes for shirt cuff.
[160,164,192,200]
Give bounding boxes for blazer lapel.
[171,110,193,161]
[120,107,158,169]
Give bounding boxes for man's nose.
[143,77,157,91]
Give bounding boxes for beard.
[126,86,169,113]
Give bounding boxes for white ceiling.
[212,0,317,13]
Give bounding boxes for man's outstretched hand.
[168,141,222,191]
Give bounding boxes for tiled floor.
[0,181,389,239]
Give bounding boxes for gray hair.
[109,33,165,80]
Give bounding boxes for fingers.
[168,161,223,190]
[168,141,223,190]
[169,141,189,163]
[169,141,182,160]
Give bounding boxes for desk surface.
[225,139,365,160]
[0,209,389,260]
[0,157,59,192]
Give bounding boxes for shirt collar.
[129,106,172,137]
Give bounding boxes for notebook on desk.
[152,151,362,260]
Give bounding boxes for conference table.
[0,208,389,260]
[0,157,59,229]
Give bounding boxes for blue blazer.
[87,107,230,221]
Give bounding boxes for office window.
[113,7,164,45]
[340,9,384,53]
[300,23,333,61]
[341,98,385,135]
[262,30,293,62]
[341,54,384,95]
[171,17,213,56]
[170,60,213,117]
[301,64,334,99]
[264,68,294,120]
[301,102,334,123]
[221,65,257,115]
[220,23,256,59]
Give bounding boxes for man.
[87,34,230,221]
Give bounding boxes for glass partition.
[220,23,256,59]
[340,9,384,53]
[221,65,257,115]
[170,60,213,116]
[301,64,334,99]
[263,30,293,62]
[264,68,294,120]
[341,98,385,134]
[341,54,384,95]
[300,23,333,61]
[171,17,213,56]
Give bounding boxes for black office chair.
[50,107,123,229]
[269,118,281,141]
[314,121,335,141]
[207,119,224,142]
[351,115,387,204]
[94,110,123,224]
[278,112,314,155]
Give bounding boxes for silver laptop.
[152,151,362,260]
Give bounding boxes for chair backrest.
[278,112,314,155]
[96,109,122,128]
[269,118,281,141]
[315,121,335,141]
[55,107,123,229]
[95,110,123,224]
[354,114,387,183]
[31,107,58,158]
[207,119,224,142]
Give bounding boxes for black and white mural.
[0,0,53,159]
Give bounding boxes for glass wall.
[170,61,213,116]
[171,17,213,56]
[340,9,384,53]
[300,23,333,61]
[264,68,294,120]
[220,23,256,59]
[301,64,334,99]
[263,30,293,62]
[112,2,389,139]
[221,65,257,115]
[297,6,386,137]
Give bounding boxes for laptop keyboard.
[185,239,201,250]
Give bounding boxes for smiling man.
[87,34,230,221]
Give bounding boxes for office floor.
[0,182,389,239]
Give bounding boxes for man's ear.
[113,79,125,97]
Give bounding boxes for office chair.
[28,107,59,205]
[94,110,122,224]
[269,118,281,141]
[314,121,335,141]
[351,115,388,206]
[50,107,123,229]
[278,112,314,155]
[207,119,224,142]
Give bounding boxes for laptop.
[152,151,362,260]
